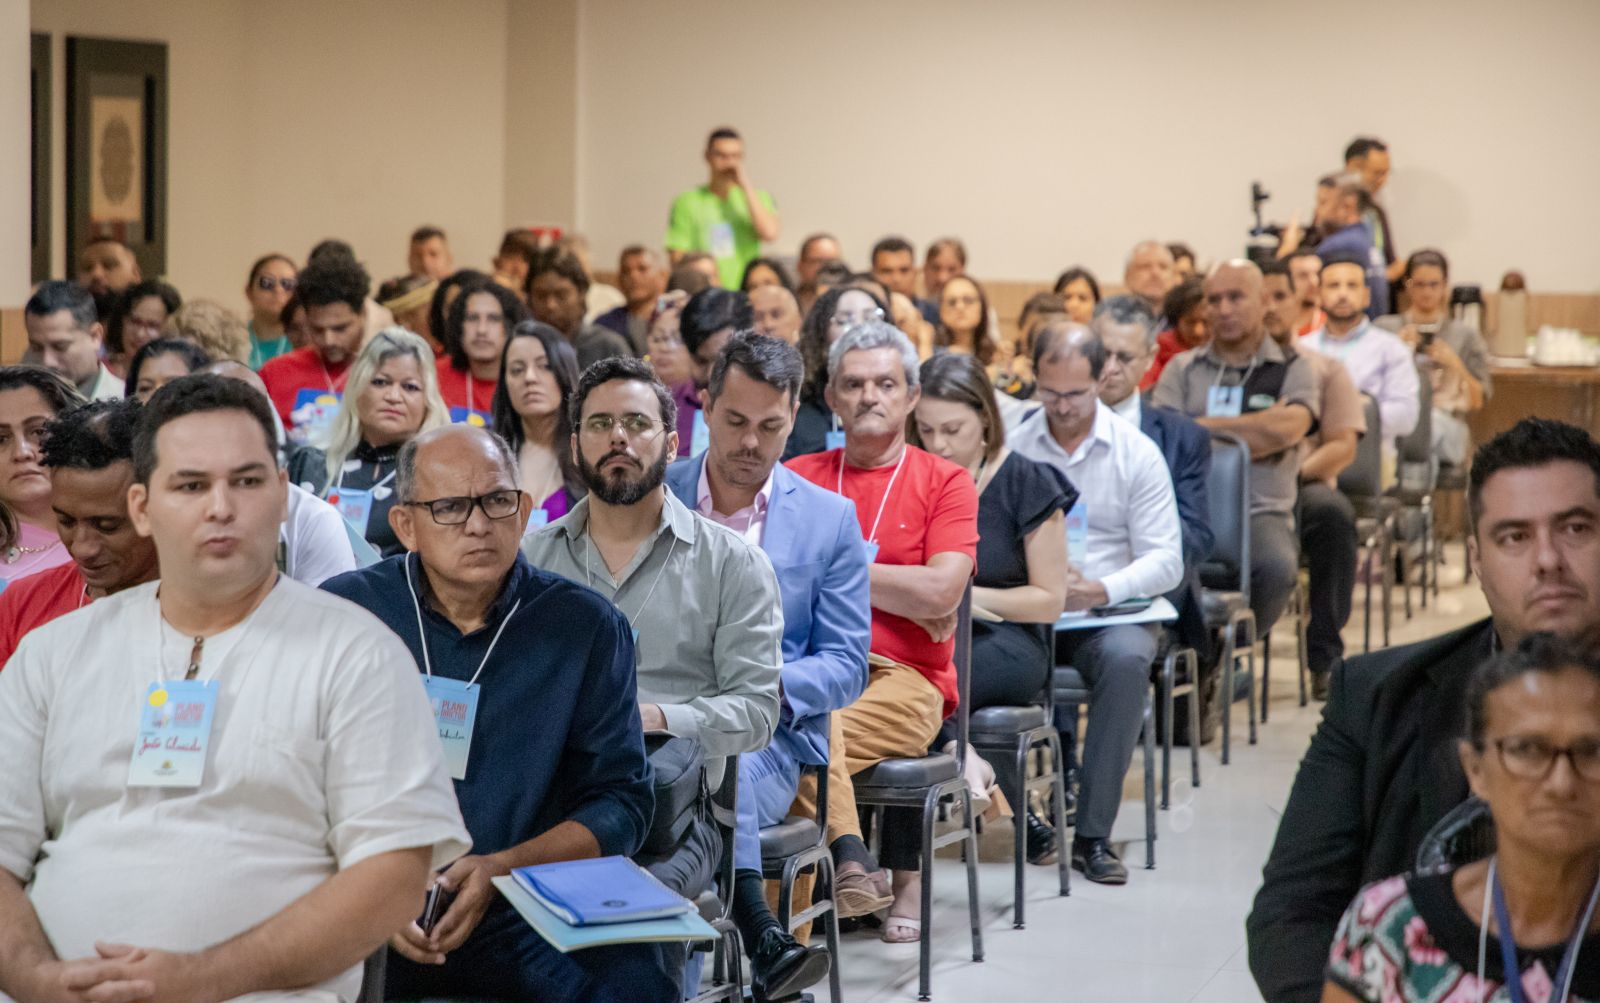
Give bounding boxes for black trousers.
[1298,482,1357,674]
[934,620,1051,749]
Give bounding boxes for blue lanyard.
[1492,868,1600,1003]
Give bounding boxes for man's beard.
[579,444,670,506]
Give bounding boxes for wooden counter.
[1468,361,1600,443]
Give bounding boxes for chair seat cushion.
[759,815,821,860]
[1052,665,1087,703]
[968,705,1047,736]
[1198,561,1238,591]
[1201,589,1246,624]
[853,753,958,790]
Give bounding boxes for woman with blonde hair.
[287,327,449,556]
[167,298,251,365]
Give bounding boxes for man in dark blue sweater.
[323,424,668,1002]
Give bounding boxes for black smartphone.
[419,884,454,934]
[1090,598,1154,617]
[1417,323,1440,350]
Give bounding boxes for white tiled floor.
[832,544,1489,1002]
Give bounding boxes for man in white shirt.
[1011,320,1183,885]
[1302,254,1419,446]
[0,374,469,1003]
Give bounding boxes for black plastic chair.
[758,761,842,1003]
[969,626,1072,928]
[853,583,983,1001]
[1261,575,1310,717]
[1338,394,1395,654]
[1052,657,1158,869]
[688,758,745,1003]
[1199,432,1258,764]
[1156,636,1203,805]
[1413,797,1494,877]
[1390,374,1435,620]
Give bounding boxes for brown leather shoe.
[833,864,893,918]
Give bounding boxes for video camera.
[1246,181,1283,268]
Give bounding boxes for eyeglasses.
[1486,735,1600,782]
[830,308,884,329]
[402,489,523,526]
[1108,350,1144,366]
[256,276,296,293]
[581,413,668,439]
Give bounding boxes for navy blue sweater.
[322,553,653,859]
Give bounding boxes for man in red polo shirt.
[0,398,157,664]
[786,320,977,935]
[259,252,369,439]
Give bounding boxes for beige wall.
[574,0,1600,293]
[31,0,509,309]
[504,0,577,231]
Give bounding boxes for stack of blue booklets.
[493,856,717,953]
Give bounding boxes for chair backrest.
[1203,432,1251,595]
[1396,371,1434,493]
[953,580,973,770]
[707,754,740,905]
[1337,393,1383,500]
[1414,796,1495,876]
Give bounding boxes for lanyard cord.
[1478,855,1600,1003]
[1209,355,1259,392]
[837,446,908,544]
[585,532,677,629]
[404,553,522,686]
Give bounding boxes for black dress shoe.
[1025,809,1058,865]
[750,927,831,1002]
[1311,669,1331,702]
[1071,838,1128,885]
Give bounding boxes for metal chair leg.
[918,788,937,1002]
[962,791,984,965]
[819,854,843,1003]
[1246,619,1259,747]
[1160,649,1175,809]
[1186,648,1201,788]
[1142,694,1156,869]
[1011,738,1027,928]
[1221,622,1236,765]
[1047,730,1071,896]
[1296,582,1309,707]
[1260,631,1272,724]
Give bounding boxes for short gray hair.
[1090,294,1159,342]
[827,319,920,390]
[396,425,520,503]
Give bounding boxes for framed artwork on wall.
[66,36,168,281]
[31,33,51,284]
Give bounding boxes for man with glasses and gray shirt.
[522,356,782,903]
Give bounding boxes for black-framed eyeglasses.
[256,275,296,293]
[402,489,523,526]
[581,413,668,439]
[1486,735,1600,782]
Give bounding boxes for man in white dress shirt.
[0,374,469,1003]
[1011,320,1183,885]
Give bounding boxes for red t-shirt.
[1140,327,1191,391]
[787,446,978,715]
[0,561,86,667]
[434,358,497,423]
[259,347,352,425]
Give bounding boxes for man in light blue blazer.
[665,332,869,1003]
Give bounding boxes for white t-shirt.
[283,483,359,585]
[0,577,470,1003]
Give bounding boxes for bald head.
[1125,241,1177,311]
[398,425,518,504]
[203,359,268,399]
[391,424,530,592]
[1031,319,1107,378]
[1202,259,1267,350]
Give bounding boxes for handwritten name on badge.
[423,676,481,781]
[128,680,218,788]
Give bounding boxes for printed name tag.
[1206,385,1243,418]
[291,388,341,443]
[690,409,711,456]
[423,675,480,781]
[327,486,372,536]
[825,430,847,451]
[708,222,736,259]
[128,680,218,788]
[1065,501,1088,567]
[865,541,880,563]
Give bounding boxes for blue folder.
[492,876,716,955]
[512,856,691,925]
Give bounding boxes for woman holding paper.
[288,327,449,557]
[910,353,1076,871]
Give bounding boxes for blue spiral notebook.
[512,856,693,925]
[493,874,716,954]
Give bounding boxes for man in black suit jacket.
[1248,418,1600,1003]
[1094,304,1214,657]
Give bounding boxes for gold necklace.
[5,539,61,564]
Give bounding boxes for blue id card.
[690,409,710,456]
[1206,385,1243,418]
[1065,501,1088,567]
[825,430,847,451]
[327,486,372,536]
[865,541,880,563]
[128,680,219,788]
[423,675,480,781]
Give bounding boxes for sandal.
[882,913,922,944]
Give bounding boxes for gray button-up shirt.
[1152,335,1319,518]
[522,488,782,770]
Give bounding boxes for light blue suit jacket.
[666,456,870,766]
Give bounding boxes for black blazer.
[1246,618,1493,1003]
[1139,396,1214,652]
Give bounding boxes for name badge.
[825,430,847,451]
[327,486,373,536]
[290,388,341,443]
[690,409,710,456]
[708,222,736,259]
[1065,501,1088,567]
[423,675,480,781]
[128,680,218,788]
[864,541,880,563]
[1206,385,1244,418]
